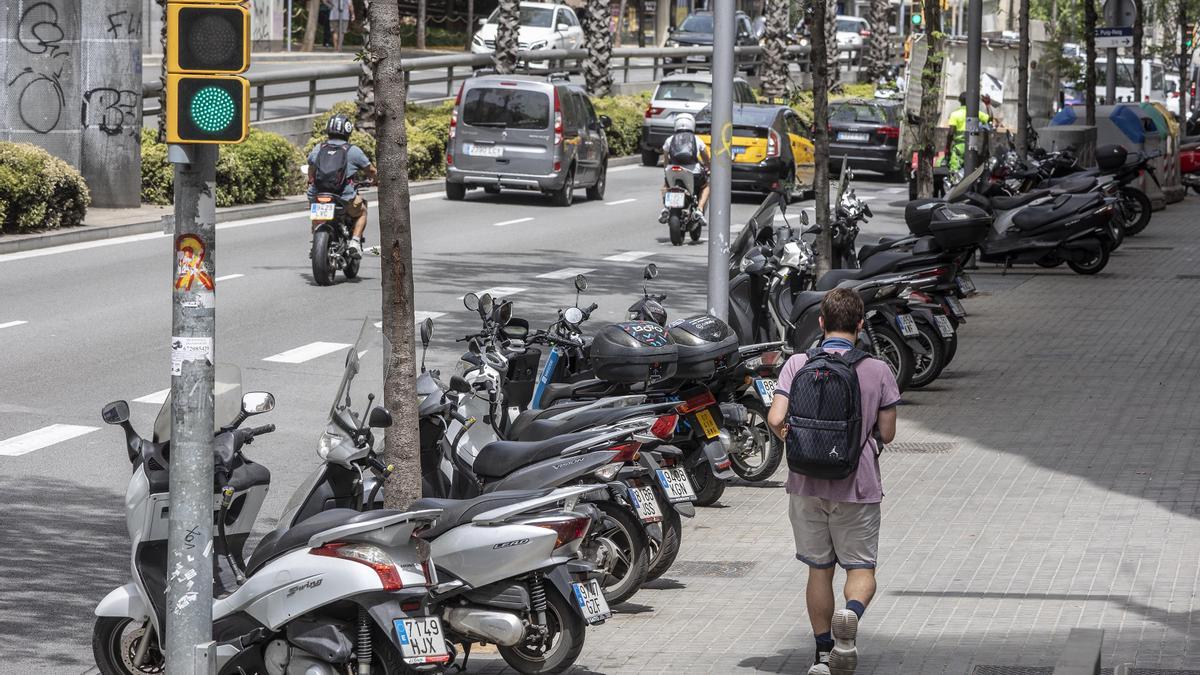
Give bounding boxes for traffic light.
[165,1,250,144]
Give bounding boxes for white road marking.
[373,311,447,329]
[604,198,637,206]
[134,389,171,405]
[412,192,443,201]
[0,320,28,329]
[263,341,351,364]
[603,250,654,262]
[472,286,526,299]
[536,267,595,280]
[493,217,534,227]
[215,274,244,282]
[0,424,98,457]
[608,165,640,173]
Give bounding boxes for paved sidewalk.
[468,202,1200,673]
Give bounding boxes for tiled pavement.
[471,199,1200,674]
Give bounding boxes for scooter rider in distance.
[659,112,711,226]
[308,114,376,258]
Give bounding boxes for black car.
[664,11,759,74]
[827,98,904,180]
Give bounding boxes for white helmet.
[674,113,696,133]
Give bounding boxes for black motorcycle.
[308,190,364,286]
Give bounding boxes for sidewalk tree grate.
[669,560,757,577]
[884,442,957,454]
[973,669,1200,675]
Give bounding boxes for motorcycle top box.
[590,321,678,384]
[905,198,943,236]
[667,314,740,380]
[928,203,991,248]
[1095,144,1129,172]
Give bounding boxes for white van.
[1095,58,1167,104]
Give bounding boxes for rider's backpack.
[312,142,351,193]
[667,132,699,165]
[785,348,871,480]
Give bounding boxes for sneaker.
[659,208,670,224]
[829,609,859,675]
[807,665,831,675]
[347,238,362,259]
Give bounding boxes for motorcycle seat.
[473,431,601,479]
[812,250,913,291]
[789,290,828,318]
[990,190,1050,211]
[537,379,609,409]
[1040,174,1096,193]
[408,489,555,539]
[857,235,914,264]
[246,508,405,576]
[510,403,668,442]
[1011,193,1103,231]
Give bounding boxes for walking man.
[767,288,900,675]
[324,0,354,52]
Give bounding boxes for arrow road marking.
[0,424,98,457]
[263,341,352,364]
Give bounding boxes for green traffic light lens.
[912,15,923,25]
[190,85,236,132]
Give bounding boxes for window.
[579,94,599,126]
[837,19,864,33]
[738,16,752,37]
[655,81,714,102]
[1151,64,1165,92]
[1095,62,1136,88]
[462,87,550,130]
[679,14,714,33]
[558,8,579,27]
[486,6,554,28]
[829,103,888,124]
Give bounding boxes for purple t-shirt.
[774,348,901,503]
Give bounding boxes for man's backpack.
[785,348,870,480]
[667,132,699,165]
[312,142,351,194]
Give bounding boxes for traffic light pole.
[165,142,219,675]
[1104,0,1118,104]
[963,0,984,174]
[707,0,735,321]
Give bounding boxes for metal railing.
[142,44,886,122]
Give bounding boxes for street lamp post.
[963,0,983,173]
[707,0,735,321]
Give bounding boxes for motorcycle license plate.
[895,313,919,338]
[464,143,503,158]
[627,486,662,523]
[944,296,966,318]
[656,467,697,503]
[309,203,336,221]
[932,314,955,339]
[753,378,777,405]
[393,617,450,665]
[693,407,721,439]
[664,191,686,208]
[956,274,976,295]
[572,579,612,624]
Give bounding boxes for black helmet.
[327,114,354,140]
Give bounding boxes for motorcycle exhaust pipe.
[443,606,526,647]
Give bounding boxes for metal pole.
[164,143,218,675]
[707,0,734,321]
[964,0,983,173]
[1104,0,1117,103]
[287,0,293,51]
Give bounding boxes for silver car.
[640,73,757,166]
[446,74,610,207]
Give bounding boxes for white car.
[834,15,871,60]
[470,2,584,56]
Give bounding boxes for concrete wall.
[80,0,143,208]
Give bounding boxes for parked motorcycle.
[662,165,704,246]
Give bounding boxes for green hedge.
[593,93,651,158]
[141,128,305,207]
[0,142,90,234]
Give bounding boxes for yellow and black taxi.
[695,103,815,197]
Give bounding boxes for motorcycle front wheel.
[907,322,947,389]
[728,398,783,482]
[690,459,725,506]
[311,230,337,286]
[644,504,682,582]
[870,323,915,392]
[1119,186,1152,236]
[586,501,649,605]
[498,587,586,675]
[92,617,163,675]
[668,212,684,246]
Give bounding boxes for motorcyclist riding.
[307,115,377,257]
[659,112,711,225]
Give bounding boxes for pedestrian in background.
[318,0,332,48]
[324,0,354,52]
[767,288,900,675]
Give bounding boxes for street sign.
[1095,26,1134,49]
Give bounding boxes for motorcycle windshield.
[731,193,782,263]
[151,364,243,443]
[328,318,383,432]
[834,156,851,205]
[944,164,987,202]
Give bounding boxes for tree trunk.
[616,0,628,46]
[811,0,833,275]
[417,0,427,49]
[467,0,476,51]
[824,0,840,87]
[357,0,377,134]
[760,0,791,98]
[1083,0,1096,125]
[367,0,423,509]
[865,0,891,80]
[1016,0,1029,157]
[583,0,614,95]
[1180,2,1190,120]
[494,0,520,73]
[915,0,945,198]
[636,0,646,47]
[1132,0,1144,101]
[303,0,320,51]
[157,0,168,142]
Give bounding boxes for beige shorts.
[789,495,880,570]
[344,195,366,219]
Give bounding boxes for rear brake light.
[500,81,518,86]
[650,414,678,440]
[554,90,563,146]
[610,441,642,463]
[879,126,900,140]
[670,165,684,172]
[645,106,665,118]
[716,459,732,471]
[533,515,591,548]
[311,543,405,591]
[859,29,872,36]
[678,390,717,414]
[449,108,458,140]
[316,196,333,203]
[766,128,780,158]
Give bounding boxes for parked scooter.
[662,165,704,245]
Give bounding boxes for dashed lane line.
[134,389,171,405]
[603,251,654,262]
[470,286,526,299]
[373,311,447,329]
[604,198,637,206]
[215,274,244,282]
[0,424,98,457]
[536,267,595,280]
[493,217,534,227]
[0,320,27,329]
[263,341,352,364]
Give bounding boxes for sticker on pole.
[171,336,213,376]
[175,234,214,291]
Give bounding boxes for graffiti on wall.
[7,2,72,134]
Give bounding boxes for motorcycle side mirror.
[495,300,513,325]
[574,274,589,292]
[563,306,585,326]
[478,293,494,319]
[643,263,658,280]
[101,400,130,425]
[463,292,479,311]
[450,375,472,394]
[241,392,275,416]
[367,407,393,429]
[799,211,810,225]
[419,317,434,347]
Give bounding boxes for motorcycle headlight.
[317,430,343,459]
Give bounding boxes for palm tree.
[356,0,376,133]
[810,0,834,274]
[824,0,840,87]
[760,0,791,98]
[864,0,891,80]
[915,0,945,197]
[494,0,520,73]
[583,0,614,95]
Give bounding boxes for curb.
[0,156,642,255]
